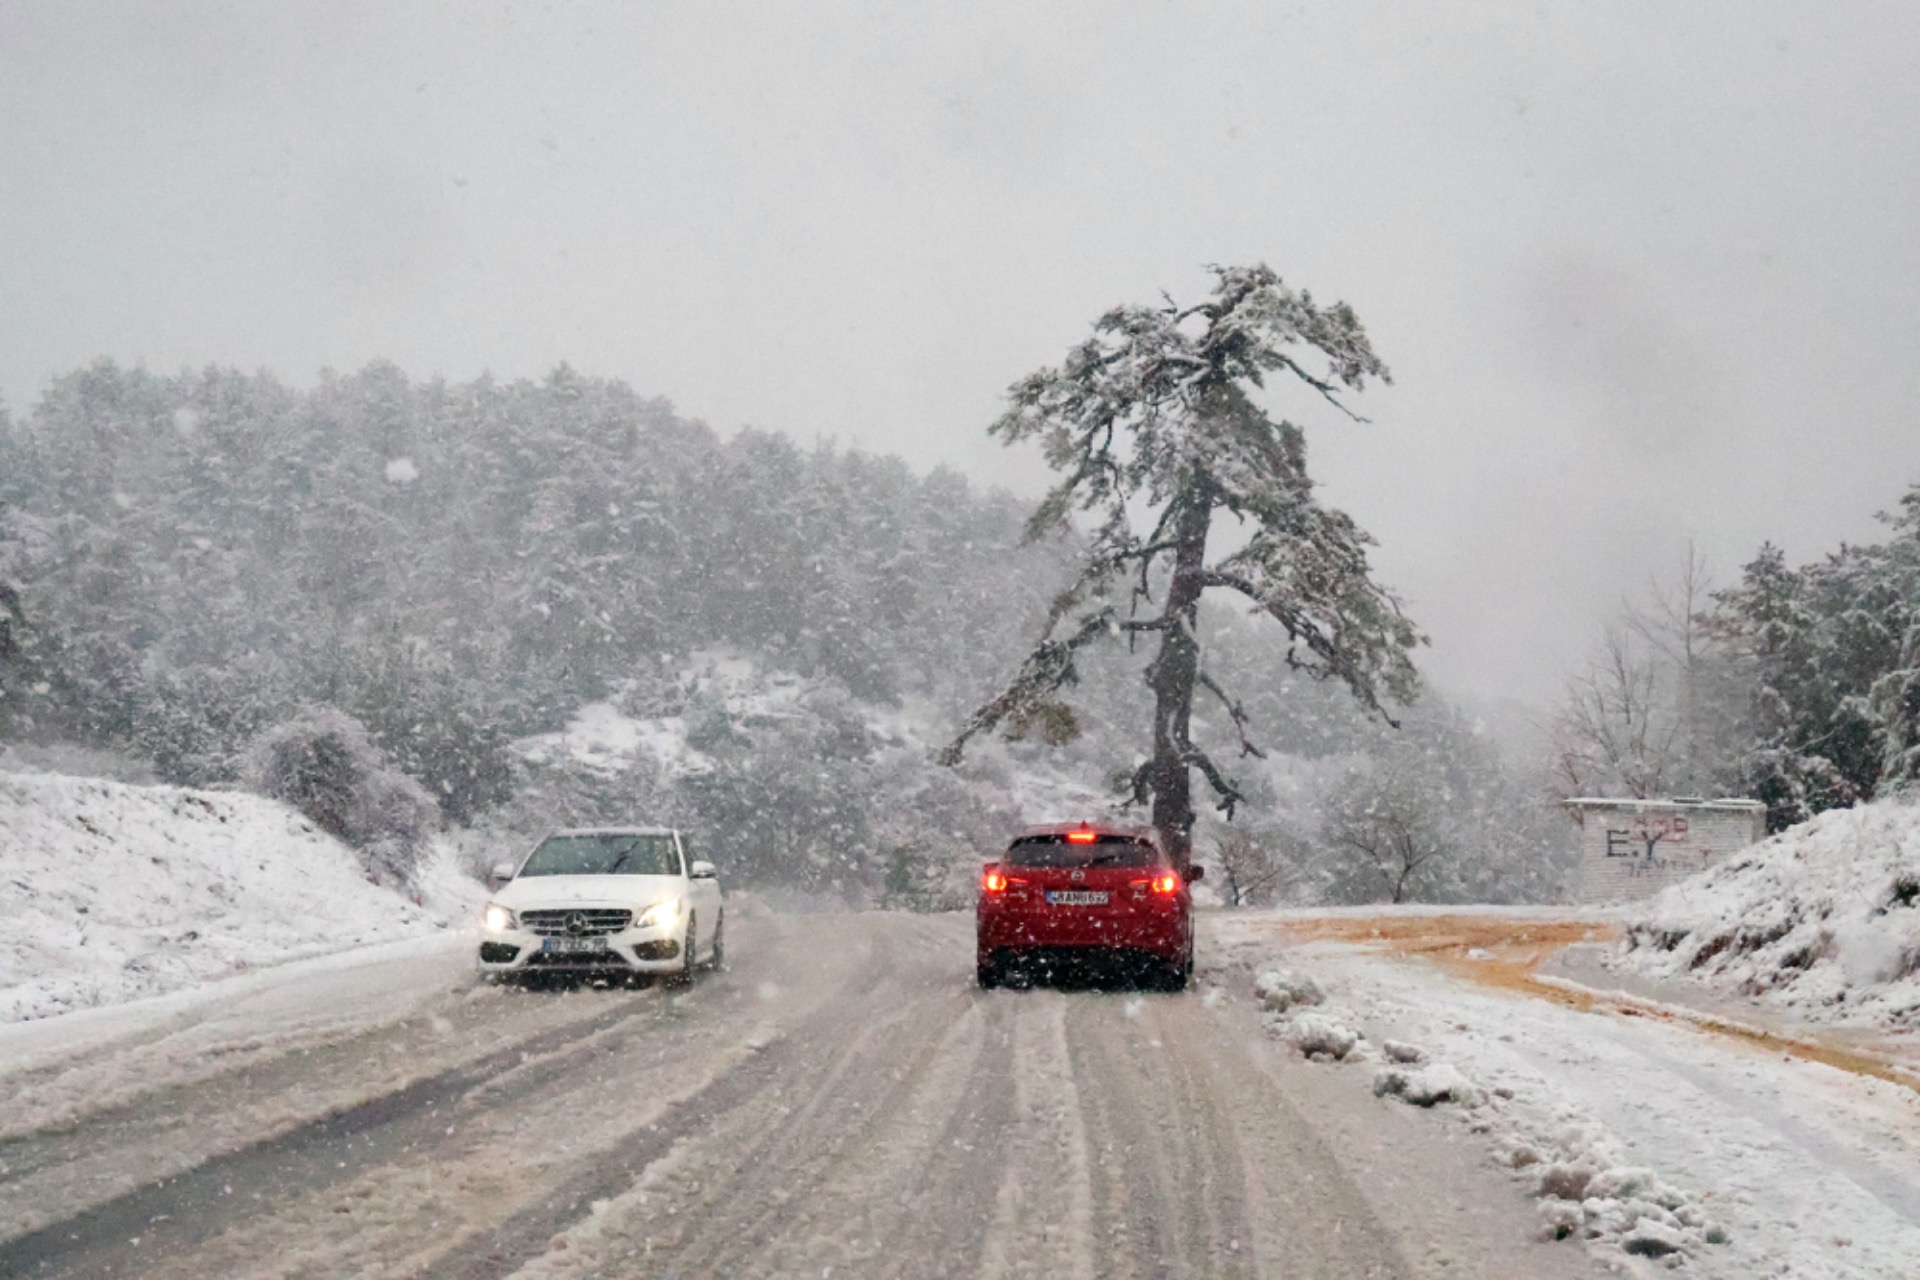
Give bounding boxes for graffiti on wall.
[1603,814,1717,878]
[1571,800,1762,902]
[1604,814,1688,859]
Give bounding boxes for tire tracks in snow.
[1064,993,1253,1278]
[4,912,1610,1279]
[440,918,999,1279]
[0,971,639,1233]
[0,988,679,1276]
[499,914,1022,1280]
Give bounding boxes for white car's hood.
[493,874,683,909]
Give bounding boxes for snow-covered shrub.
[1287,1013,1361,1061]
[243,707,438,886]
[1253,968,1325,1012]
[1496,1115,1720,1260]
[1373,1061,1484,1107]
[344,647,516,824]
[1536,1199,1584,1242]
[1381,1039,1427,1064]
[1741,746,1859,834]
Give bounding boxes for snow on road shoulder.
[1214,913,1920,1278]
[0,770,476,1023]
[1614,795,1920,1037]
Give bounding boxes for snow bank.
[0,772,474,1022]
[1615,795,1920,1030]
[1243,949,1726,1269]
[1373,1060,1483,1107]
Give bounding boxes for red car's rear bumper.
[976,901,1190,961]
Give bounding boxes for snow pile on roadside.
[0,771,474,1022]
[1249,955,1721,1268]
[1374,1060,1484,1107]
[1615,795,1920,1029]
[1254,968,1366,1061]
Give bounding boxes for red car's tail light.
[1065,830,1097,844]
[1152,874,1179,894]
[983,871,1008,892]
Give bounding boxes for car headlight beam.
[635,899,683,932]
[483,903,517,932]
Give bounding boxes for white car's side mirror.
[689,860,718,880]
[488,861,516,889]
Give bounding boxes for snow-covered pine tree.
[1869,625,1920,791]
[1705,543,1844,829]
[1706,487,1920,828]
[941,265,1423,865]
[1864,488,1920,791]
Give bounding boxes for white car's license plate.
[1046,890,1109,906]
[542,937,609,954]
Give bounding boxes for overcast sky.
[3,0,1917,713]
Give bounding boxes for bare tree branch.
[1271,354,1371,422]
[1196,669,1267,760]
[1181,743,1246,818]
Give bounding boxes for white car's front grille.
[519,908,633,937]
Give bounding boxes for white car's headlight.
[635,899,683,932]
[483,903,517,932]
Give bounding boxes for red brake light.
[1152,874,1179,894]
[1066,830,1097,844]
[983,871,1009,892]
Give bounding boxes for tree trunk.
[1145,489,1212,869]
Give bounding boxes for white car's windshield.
[520,835,679,877]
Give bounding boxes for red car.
[976,821,1200,991]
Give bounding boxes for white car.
[477,827,723,983]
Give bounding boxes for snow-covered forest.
[0,358,1578,904]
[1550,490,1920,831]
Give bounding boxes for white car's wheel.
[671,913,697,984]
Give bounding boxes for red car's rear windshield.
[1005,834,1165,868]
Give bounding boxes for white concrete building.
[1562,797,1768,903]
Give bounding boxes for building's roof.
[1561,797,1765,811]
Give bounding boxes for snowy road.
[0,912,1594,1279]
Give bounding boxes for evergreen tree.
[1863,489,1920,790]
[1867,625,1920,791]
[941,265,1422,864]
[1704,489,1920,827]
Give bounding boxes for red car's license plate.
[1046,890,1109,905]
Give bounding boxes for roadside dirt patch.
[1271,914,1618,994]
[1256,913,1920,1096]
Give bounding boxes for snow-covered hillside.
[515,649,1111,807]
[516,649,1115,819]
[1614,795,1920,1032]
[0,771,479,1022]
